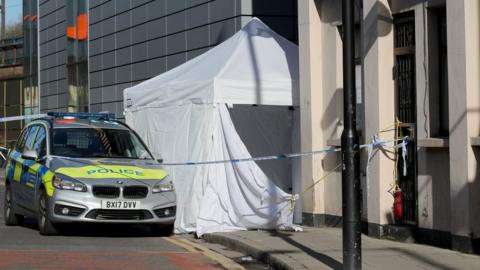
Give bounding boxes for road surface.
[0,184,241,270]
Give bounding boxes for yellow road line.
[165,236,245,270]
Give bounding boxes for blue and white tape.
[162,137,408,166]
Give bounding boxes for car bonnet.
[49,157,168,186]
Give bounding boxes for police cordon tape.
[0,114,48,123]
[161,137,409,166]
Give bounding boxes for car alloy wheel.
[38,189,58,235]
[4,185,23,226]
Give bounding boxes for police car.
[3,112,176,235]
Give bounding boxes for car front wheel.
[38,189,58,235]
[4,184,24,226]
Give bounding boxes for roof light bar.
[47,112,116,120]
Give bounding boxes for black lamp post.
[341,0,362,269]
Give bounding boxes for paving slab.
[203,227,480,270]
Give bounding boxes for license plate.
[101,200,141,209]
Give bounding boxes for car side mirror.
[157,158,164,164]
[22,150,38,161]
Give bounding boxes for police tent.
[123,18,300,236]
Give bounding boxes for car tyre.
[150,224,174,236]
[38,189,58,235]
[4,184,24,226]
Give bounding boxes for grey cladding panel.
[187,47,210,60]
[186,26,209,50]
[102,86,117,103]
[131,62,149,81]
[166,11,186,35]
[115,30,132,49]
[90,88,102,104]
[116,47,132,66]
[58,79,68,93]
[147,18,166,40]
[166,53,186,70]
[132,0,149,8]
[58,93,68,108]
[116,83,133,100]
[102,51,116,69]
[210,0,237,22]
[132,24,147,43]
[147,57,167,78]
[103,69,116,86]
[90,0,103,8]
[147,0,166,20]
[148,38,166,58]
[90,71,102,88]
[187,0,210,8]
[115,11,131,32]
[102,0,115,18]
[167,32,186,55]
[132,43,148,62]
[90,22,103,40]
[116,65,132,84]
[166,0,185,14]
[90,6,102,24]
[90,39,102,55]
[102,17,116,36]
[211,19,236,45]
[132,5,147,26]
[40,0,56,16]
[102,34,115,52]
[116,0,131,14]
[186,4,209,28]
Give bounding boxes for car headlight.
[53,175,87,192]
[152,177,174,193]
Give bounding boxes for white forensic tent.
[123,18,300,236]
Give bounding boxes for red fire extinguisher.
[393,188,403,221]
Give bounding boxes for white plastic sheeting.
[124,18,299,235]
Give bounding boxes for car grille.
[123,186,148,199]
[85,209,153,220]
[92,186,120,198]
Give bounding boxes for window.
[67,0,89,112]
[33,126,46,157]
[52,128,152,159]
[15,128,29,152]
[24,126,39,151]
[428,7,448,137]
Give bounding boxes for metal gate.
[394,13,417,225]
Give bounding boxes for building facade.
[299,0,479,253]
[0,37,23,148]
[32,0,297,117]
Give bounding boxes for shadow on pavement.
[268,230,343,269]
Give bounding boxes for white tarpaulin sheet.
[124,18,299,236]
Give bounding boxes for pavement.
[202,227,480,270]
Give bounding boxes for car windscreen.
[51,128,153,159]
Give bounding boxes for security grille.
[394,12,417,226]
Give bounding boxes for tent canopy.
[124,18,299,110]
[123,18,300,235]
